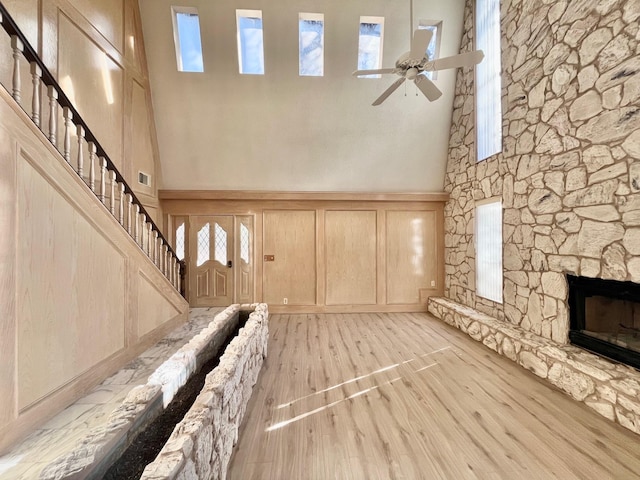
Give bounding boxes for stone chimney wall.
[445,0,640,343]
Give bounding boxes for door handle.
[227,260,233,268]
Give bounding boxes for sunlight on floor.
[276,346,451,409]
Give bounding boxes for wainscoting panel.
[66,0,124,52]
[263,210,317,306]
[17,154,127,411]
[0,88,188,452]
[325,210,377,306]
[137,269,183,337]
[58,12,124,170]
[161,192,446,313]
[386,210,438,305]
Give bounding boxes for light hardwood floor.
[228,313,640,479]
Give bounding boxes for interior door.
[189,216,234,307]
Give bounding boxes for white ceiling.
[139,0,465,193]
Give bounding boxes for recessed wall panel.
[66,0,124,52]
[386,211,437,305]
[263,210,316,305]
[17,155,125,410]
[326,210,377,305]
[131,80,155,195]
[58,13,124,170]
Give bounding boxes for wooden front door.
[188,215,254,307]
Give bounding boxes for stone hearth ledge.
[39,304,265,480]
[428,297,640,436]
[140,303,269,480]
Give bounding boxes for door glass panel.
[197,223,210,266]
[240,223,250,263]
[214,223,228,265]
[175,222,185,260]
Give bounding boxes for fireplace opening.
[568,275,640,371]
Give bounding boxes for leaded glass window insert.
[197,223,210,267]
[240,223,250,263]
[175,222,185,261]
[214,223,228,265]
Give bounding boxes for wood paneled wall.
[1,0,163,223]
[161,191,447,313]
[0,87,188,452]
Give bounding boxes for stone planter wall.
[39,305,245,479]
[445,0,640,343]
[429,297,640,435]
[140,303,269,480]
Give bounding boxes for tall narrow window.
[357,17,384,78]
[171,6,204,72]
[299,13,324,76]
[175,222,185,261]
[197,223,210,267]
[236,9,265,75]
[476,0,502,161]
[418,20,441,80]
[476,199,502,303]
[240,223,250,263]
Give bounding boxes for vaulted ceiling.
[139,0,466,192]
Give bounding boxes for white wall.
[139,0,465,192]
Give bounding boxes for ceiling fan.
[353,28,484,106]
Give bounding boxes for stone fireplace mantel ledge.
[428,297,640,436]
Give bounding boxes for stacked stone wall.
[429,298,640,435]
[446,0,640,343]
[140,303,269,480]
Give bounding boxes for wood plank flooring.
[227,313,640,479]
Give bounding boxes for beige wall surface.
[162,192,445,312]
[139,0,466,192]
[0,89,188,452]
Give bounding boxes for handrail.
[0,2,184,295]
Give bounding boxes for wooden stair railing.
[0,3,184,295]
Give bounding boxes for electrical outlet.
[431,280,436,287]
[283,298,288,305]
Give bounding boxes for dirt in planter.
[103,314,248,480]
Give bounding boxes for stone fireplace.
[568,275,640,370]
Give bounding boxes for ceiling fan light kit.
[353,28,484,106]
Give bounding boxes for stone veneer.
[429,297,640,435]
[140,303,269,480]
[39,304,265,479]
[445,0,640,343]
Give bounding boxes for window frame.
[357,16,385,79]
[236,9,265,75]
[418,20,442,80]
[298,12,325,77]
[475,198,503,304]
[475,0,503,162]
[171,6,204,73]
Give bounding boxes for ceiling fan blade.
[352,68,397,77]
[428,50,485,71]
[410,29,433,61]
[372,77,406,106]
[415,75,442,101]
